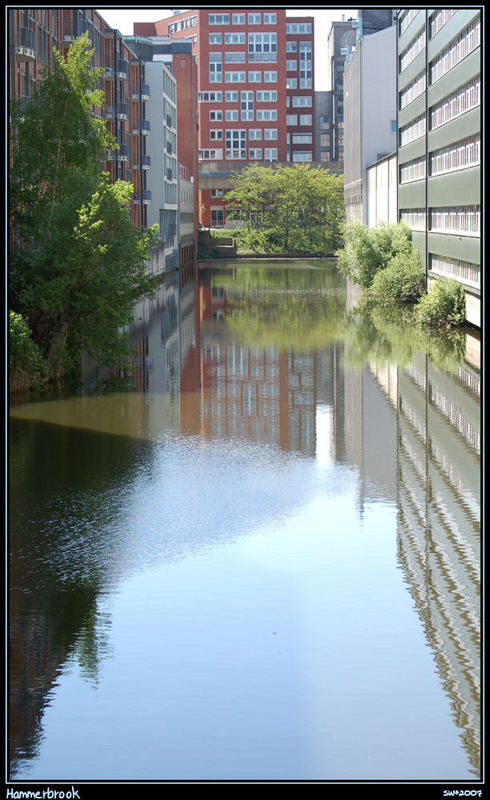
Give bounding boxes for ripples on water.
[9,261,481,781]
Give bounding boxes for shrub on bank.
[9,311,46,386]
[337,221,415,288]
[415,278,466,328]
[370,250,425,304]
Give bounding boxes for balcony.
[133,154,151,170]
[104,66,113,78]
[106,144,129,162]
[106,102,128,121]
[132,120,151,135]
[15,27,36,61]
[134,190,152,205]
[116,59,129,79]
[132,85,151,102]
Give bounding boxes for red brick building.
[134,9,315,227]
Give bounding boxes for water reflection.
[9,261,481,779]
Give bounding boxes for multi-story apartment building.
[326,18,357,164]
[397,9,481,327]
[9,9,199,270]
[134,9,315,227]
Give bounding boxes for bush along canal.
[9,259,480,781]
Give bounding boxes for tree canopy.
[224,164,345,256]
[9,34,158,381]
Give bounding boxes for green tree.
[337,221,415,288]
[9,34,158,378]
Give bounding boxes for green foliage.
[9,312,46,383]
[225,164,344,256]
[415,278,466,328]
[337,221,414,288]
[9,35,157,378]
[370,250,425,303]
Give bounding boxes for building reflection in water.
[9,263,481,778]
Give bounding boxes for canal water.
[9,260,481,782]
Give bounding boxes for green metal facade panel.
[411,231,427,270]
[427,165,480,207]
[428,107,480,152]
[427,233,480,265]
[398,137,425,166]
[398,93,425,129]
[427,10,480,62]
[399,180,425,208]
[427,48,480,109]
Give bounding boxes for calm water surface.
[9,261,481,781]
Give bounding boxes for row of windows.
[429,9,457,38]
[430,136,480,175]
[208,69,285,84]
[430,18,480,83]
[202,93,313,107]
[430,77,480,129]
[209,13,277,26]
[287,78,312,89]
[286,23,312,34]
[400,209,426,230]
[400,28,426,72]
[210,128,278,140]
[198,147,279,161]
[429,254,480,288]
[430,205,480,235]
[168,14,197,34]
[400,157,426,183]
[399,9,419,36]
[208,109,278,121]
[399,114,426,146]
[287,114,313,125]
[399,71,426,110]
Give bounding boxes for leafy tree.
[225,164,344,255]
[9,34,158,378]
[369,250,425,303]
[337,221,415,288]
[415,278,466,328]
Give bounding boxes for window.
[399,209,426,230]
[292,96,312,107]
[286,23,312,34]
[399,114,425,146]
[256,91,277,102]
[211,188,224,197]
[299,114,312,125]
[400,72,426,109]
[225,71,246,83]
[211,207,224,226]
[209,52,222,83]
[399,9,419,35]
[248,33,277,63]
[264,71,277,83]
[264,129,278,140]
[287,60,298,71]
[241,90,254,121]
[226,129,247,159]
[292,151,312,162]
[209,110,223,121]
[210,129,223,140]
[225,51,246,63]
[292,133,312,144]
[286,41,297,53]
[248,71,262,83]
[248,13,261,25]
[225,32,245,44]
[300,79,312,89]
[264,148,278,161]
[249,148,262,159]
[320,133,330,147]
[225,91,238,102]
[264,13,277,24]
[390,120,397,133]
[287,79,298,89]
[209,33,222,44]
[190,15,197,27]
[430,9,457,38]
[209,13,229,25]
[429,205,480,236]
[256,109,277,121]
[225,109,238,121]
[287,114,297,125]
[232,13,245,25]
[249,129,262,140]
[429,254,480,288]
